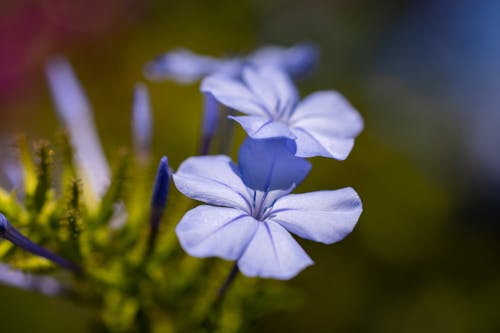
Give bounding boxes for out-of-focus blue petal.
[45,56,110,199]
[45,57,91,121]
[241,66,299,114]
[248,42,320,78]
[201,75,268,116]
[238,221,313,280]
[229,116,296,139]
[215,59,244,77]
[269,188,362,244]
[0,263,64,296]
[237,138,311,191]
[173,155,252,212]
[145,42,319,84]
[289,91,363,159]
[132,83,152,158]
[176,205,259,260]
[144,48,226,84]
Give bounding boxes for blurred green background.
[1,0,499,332]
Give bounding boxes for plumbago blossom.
[201,65,364,160]
[168,43,364,280]
[144,42,320,155]
[144,42,319,83]
[174,138,362,279]
[0,41,364,332]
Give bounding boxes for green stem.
[217,263,239,303]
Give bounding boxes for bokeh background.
[1,0,499,332]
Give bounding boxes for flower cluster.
[160,44,364,280]
[0,41,364,333]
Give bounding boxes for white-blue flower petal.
[173,155,252,212]
[291,91,363,137]
[290,91,363,159]
[241,66,298,114]
[291,127,356,160]
[201,75,268,116]
[238,221,313,280]
[229,116,296,139]
[269,188,362,244]
[176,205,259,260]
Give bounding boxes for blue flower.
[173,138,362,280]
[201,66,364,160]
[144,42,319,84]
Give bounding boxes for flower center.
[250,190,276,221]
[273,98,296,123]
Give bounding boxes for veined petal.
[241,66,280,111]
[238,221,313,280]
[251,185,296,220]
[201,75,268,116]
[269,188,362,244]
[173,155,251,212]
[229,115,296,139]
[238,138,311,192]
[290,91,363,138]
[291,127,355,160]
[242,66,299,112]
[176,205,259,260]
[288,91,362,160]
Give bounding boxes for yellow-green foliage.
[0,139,295,333]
